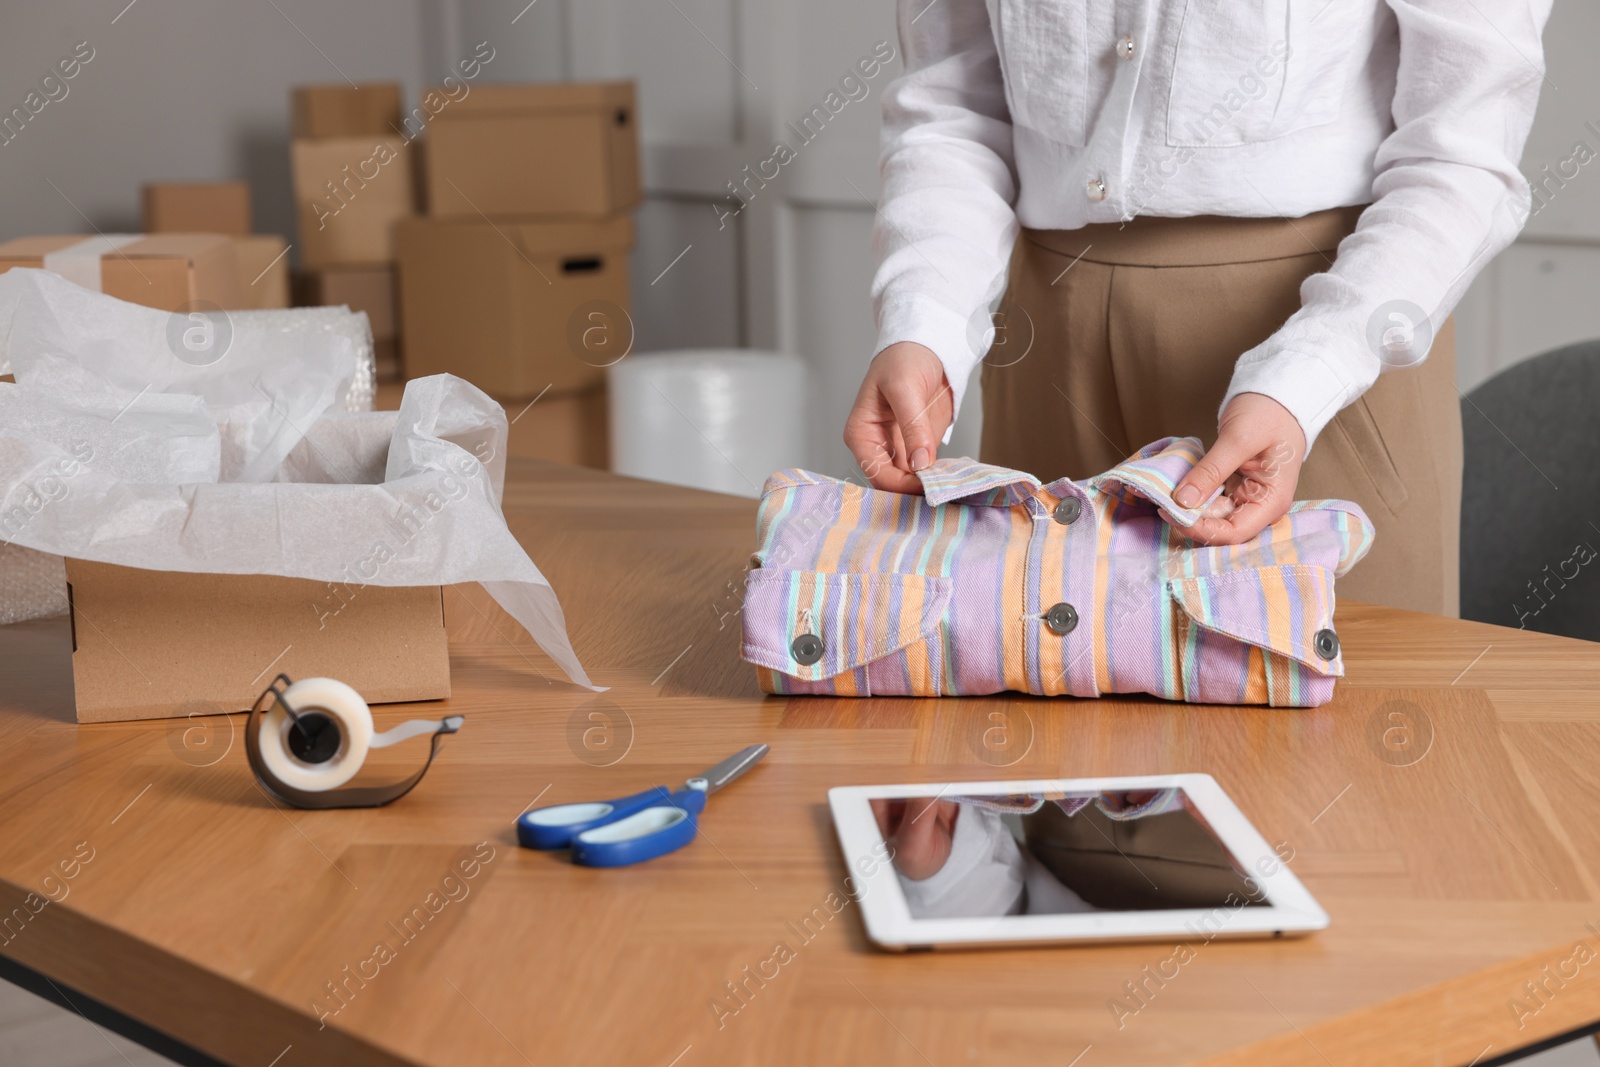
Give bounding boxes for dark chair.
[1460,340,1600,640]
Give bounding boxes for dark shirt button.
[791,633,825,666]
[1052,497,1083,525]
[1044,602,1078,636]
[1314,628,1339,660]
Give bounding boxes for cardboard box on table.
[395,215,633,398]
[234,235,292,310]
[292,83,403,139]
[509,383,608,469]
[0,234,244,312]
[141,181,252,235]
[291,136,417,267]
[294,266,396,338]
[65,560,450,724]
[423,82,640,218]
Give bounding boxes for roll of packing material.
[256,676,373,791]
[0,544,67,624]
[609,350,810,498]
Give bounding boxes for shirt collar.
[916,457,1041,507]
[919,437,1221,525]
[1079,435,1218,528]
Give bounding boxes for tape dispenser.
[246,674,463,809]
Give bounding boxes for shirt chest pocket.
[989,0,1094,147]
[740,569,953,692]
[1164,0,1365,148]
[1167,563,1344,707]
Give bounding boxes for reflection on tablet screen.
[869,788,1268,919]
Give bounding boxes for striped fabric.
[949,790,1184,820]
[741,437,1374,708]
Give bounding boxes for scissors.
[516,744,768,867]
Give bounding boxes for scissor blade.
[689,744,768,795]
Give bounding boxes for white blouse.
[895,805,1096,918]
[870,0,1552,448]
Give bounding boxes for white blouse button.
[1116,35,1135,61]
[1085,177,1107,202]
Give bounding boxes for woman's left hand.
[1165,392,1308,546]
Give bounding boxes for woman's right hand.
[843,342,953,493]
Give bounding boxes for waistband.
[1021,205,1366,268]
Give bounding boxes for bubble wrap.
[229,307,376,413]
[0,297,374,414]
[0,269,374,624]
[0,544,67,623]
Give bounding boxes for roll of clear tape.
[256,677,373,791]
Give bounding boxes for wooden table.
[3,459,1600,1067]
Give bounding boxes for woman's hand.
[1167,392,1307,545]
[871,796,961,881]
[843,342,953,493]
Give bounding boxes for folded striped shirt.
[740,437,1373,707]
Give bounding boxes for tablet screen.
[870,787,1269,920]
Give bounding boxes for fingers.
[883,377,948,476]
[1172,430,1258,511]
[889,422,910,476]
[861,447,924,493]
[844,400,922,493]
[869,798,895,839]
[843,343,953,494]
[843,402,940,494]
[1179,503,1276,546]
[889,797,958,879]
[1165,478,1288,546]
[1214,495,1279,542]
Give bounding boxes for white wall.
[1449,0,1600,393]
[0,1,435,248]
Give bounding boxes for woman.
[843,0,1550,615]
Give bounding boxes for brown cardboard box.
[65,559,450,723]
[375,336,401,382]
[292,83,403,139]
[141,181,252,235]
[293,265,396,339]
[0,234,244,312]
[395,215,633,398]
[233,235,291,310]
[292,136,417,266]
[423,82,639,218]
[508,382,608,468]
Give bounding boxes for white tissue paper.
[0,267,594,689]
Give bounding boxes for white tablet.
[828,774,1327,951]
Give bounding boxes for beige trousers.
[979,207,1461,617]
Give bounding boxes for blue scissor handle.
[571,788,707,868]
[517,786,667,850]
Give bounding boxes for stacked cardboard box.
[140,180,291,311]
[396,81,639,466]
[0,234,245,311]
[142,181,252,235]
[289,84,415,266]
[288,84,413,379]
[233,234,292,311]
